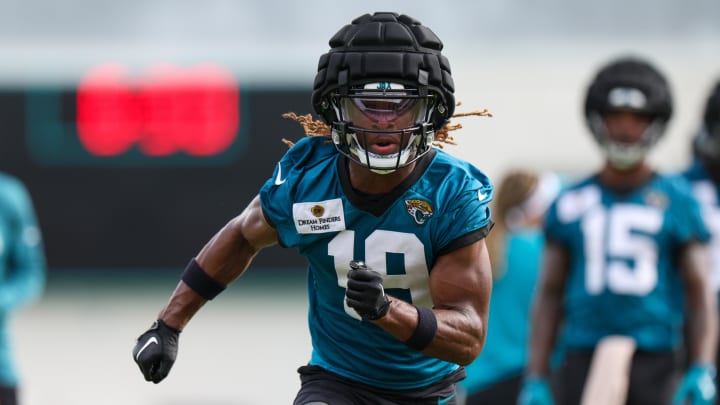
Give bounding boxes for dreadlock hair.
[281,103,492,148]
[485,169,539,279]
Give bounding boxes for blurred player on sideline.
[0,173,46,405]
[683,78,720,402]
[133,12,494,404]
[519,56,718,405]
[462,169,562,404]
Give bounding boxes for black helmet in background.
[584,57,673,169]
[695,80,720,162]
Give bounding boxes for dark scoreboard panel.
[0,84,311,270]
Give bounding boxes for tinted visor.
[341,96,427,129]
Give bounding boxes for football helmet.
[584,57,673,169]
[694,80,720,161]
[312,12,454,173]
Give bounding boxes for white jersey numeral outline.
[328,229,431,319]
[582,204,662,296]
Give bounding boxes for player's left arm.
[679,240,718,365]
[373,238,491,365]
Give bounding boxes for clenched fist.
[345,261,391,320]
[132,320,181,383]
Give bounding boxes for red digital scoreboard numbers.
[25,63,244,166]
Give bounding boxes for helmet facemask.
[330,83,436,174]
[696,125,720,184]
[697,81,720,166]
[697,125,720,160]
[588,111,666,170]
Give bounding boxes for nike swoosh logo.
[274,162,286,185]
[135,336,158,360]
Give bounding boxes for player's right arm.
[133,195,278,383]
[159,194,278,329]
[672,240,718,404]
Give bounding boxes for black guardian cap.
[312,12,455,131]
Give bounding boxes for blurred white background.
[2,0,720,403]
[14,276,312,405]
[1,0,719,178]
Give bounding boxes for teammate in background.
[519,56,718,405]
[132,12,495,404]
[682,78,720,401]
[462,169,562,404]
[0,173,46,405]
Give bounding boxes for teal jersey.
[0,173,46,384]
[682,160,720,292]
[259,136,493,390]
[545,173,709,351]
[461,229,546,393]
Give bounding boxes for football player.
[462,170,562,404]
[520,57,718,405]
[682,78,720,404]
[133,12,494,405]
[0,173,45,405]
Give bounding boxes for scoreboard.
[0,67,311,270]
[26,64,244,166]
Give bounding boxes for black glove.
[132,319,181,383]
[345,261,391,320]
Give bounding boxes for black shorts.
[554,348,682,405]
[464,373,523,405]
[293,365,465,405]
[0,385,17,405]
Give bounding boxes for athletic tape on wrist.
[404,306,437,351]
[181,258,226,300]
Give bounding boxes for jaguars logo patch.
[405,199,433,225]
